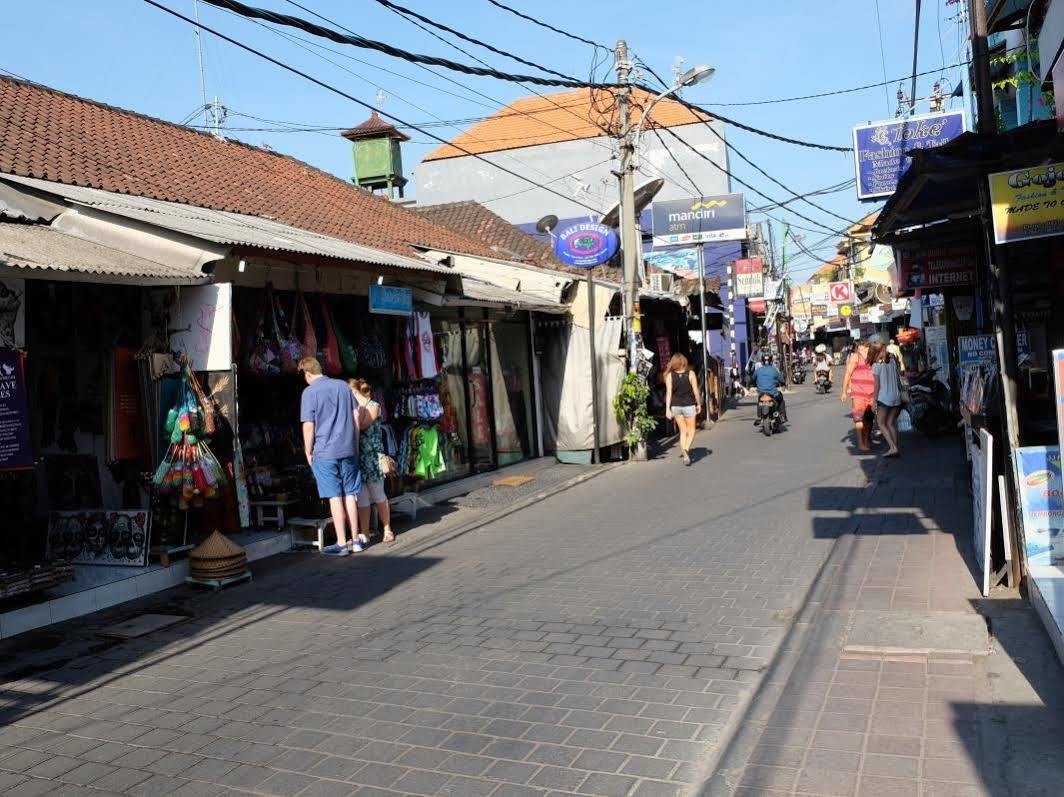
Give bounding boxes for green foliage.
[613,372,656,448]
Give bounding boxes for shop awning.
[1,175,451,276]
[446,277,568,314]
[0,221,212,284]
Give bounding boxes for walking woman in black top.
[664,353,701,466]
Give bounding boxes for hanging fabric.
[245,282,281,375]
[275,290,303,374]
[333,297,359,374]
[292,286,318,361]
[415,312,439,379]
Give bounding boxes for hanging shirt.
[416,312,439,379]
[415,426,446,480]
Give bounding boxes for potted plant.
[613,372,654,460]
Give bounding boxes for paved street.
[0,386,1057,797]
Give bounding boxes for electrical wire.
[874,0,893,115]
[483,0,610,53]
[673,96,851,152]
[199,0,617,88]
[141,0,612,215]
[648,126,702,195]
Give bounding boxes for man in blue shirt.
[299,357,363,555]
[753,352,788,424]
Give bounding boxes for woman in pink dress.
[841,341,875,451]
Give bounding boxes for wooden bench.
[250,499,299,530]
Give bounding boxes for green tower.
[341,112,410,199]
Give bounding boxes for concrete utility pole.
[615,40,641,375]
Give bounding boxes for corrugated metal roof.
[2,175,450,275]
[449,277,567,314]
[0,221,210,283]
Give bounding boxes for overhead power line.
[142,0,611,215]
[199,0,616,88]
[484,0,610,52]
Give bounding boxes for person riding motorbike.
[753,352,787,424]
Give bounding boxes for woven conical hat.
[191,531,245,560]
[189,555,247,572]
[189,552,246,567]
[191,564,248,580]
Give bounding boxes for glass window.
[489,320,535,465]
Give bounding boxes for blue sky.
[2,0,968,277]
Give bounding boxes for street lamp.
[634,65,715,151]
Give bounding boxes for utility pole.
[615,40,641,376]
[968,0,1023,584]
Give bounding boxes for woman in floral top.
[349,379,393,543]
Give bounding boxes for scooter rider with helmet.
[753,351,788,424]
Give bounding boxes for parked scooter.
[756,392,783,437]
[791,363,806,384]
[907,368,955,436]
[814,370,832,394]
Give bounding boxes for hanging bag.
[318,293,343,376]
[332,298,359,374]
[359,318,389,371]
[292,286,318,360]
[275,290,303,374]
[246,284,281,375]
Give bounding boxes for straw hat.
[190,531,245,561]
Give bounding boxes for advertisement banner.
[46,510,150,567]
[958,334,998,374]
[1013,445,1064,566]
[0,350,32,471]
[988,162,1064,244]
[852,111,966,200]
[651,193,746,246]
[924,325,951,388]
[734,258,764,297]
[790,286,813,317]
[553,222,619,268]
[644,247,698,279]
[828,281,854,304]
[896,245,979,292]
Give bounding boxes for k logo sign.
[829,281,854,304]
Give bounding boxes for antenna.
[194,0,208,128]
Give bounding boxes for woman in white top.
[870,342,903,457]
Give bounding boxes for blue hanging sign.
[852,111,966,200]
[554,223,619,268]
[369,284,413,316]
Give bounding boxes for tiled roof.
[423,87,712,162]
[414,200,563,267]
[341,111,409,142]
[0,76,497,261]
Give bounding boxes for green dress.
[359,401,384,484]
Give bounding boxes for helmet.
[815,343,827,354]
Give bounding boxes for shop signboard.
[958,334,998,374]
[924,325,951,388]
[969,428,994,596]
[896,246,978,292]
[852,111,966,200]
[369,284,413,316]
[0,350,32,471]
[988,162,1064,244]
[651,193,746,246]
[734,258,765,297]
[1013,445,1064,566]
[748,297,767,313]
[553,222,619,268]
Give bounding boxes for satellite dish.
[536,214,559,234]
[599,178,666,228]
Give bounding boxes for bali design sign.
[988,162,1064,244]
[554,223,619,268]
[733,258,764,297]
[852,111,966,200]
[651,194,746,246]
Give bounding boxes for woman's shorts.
[357,480,387,507]
[671,405,698,417]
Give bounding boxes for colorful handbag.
[318,293,343,376]
[292,287,318,360]
[245,284,281,375]
[275,291,304,374]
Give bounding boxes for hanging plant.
[613,373,656,449]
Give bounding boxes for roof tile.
[0,76,496,261]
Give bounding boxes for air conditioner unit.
[648,273,674,293]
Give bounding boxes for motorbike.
[907,368,955,436]
[756,392,783,437]
[814,370,832,394]
[791,363,806,384]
